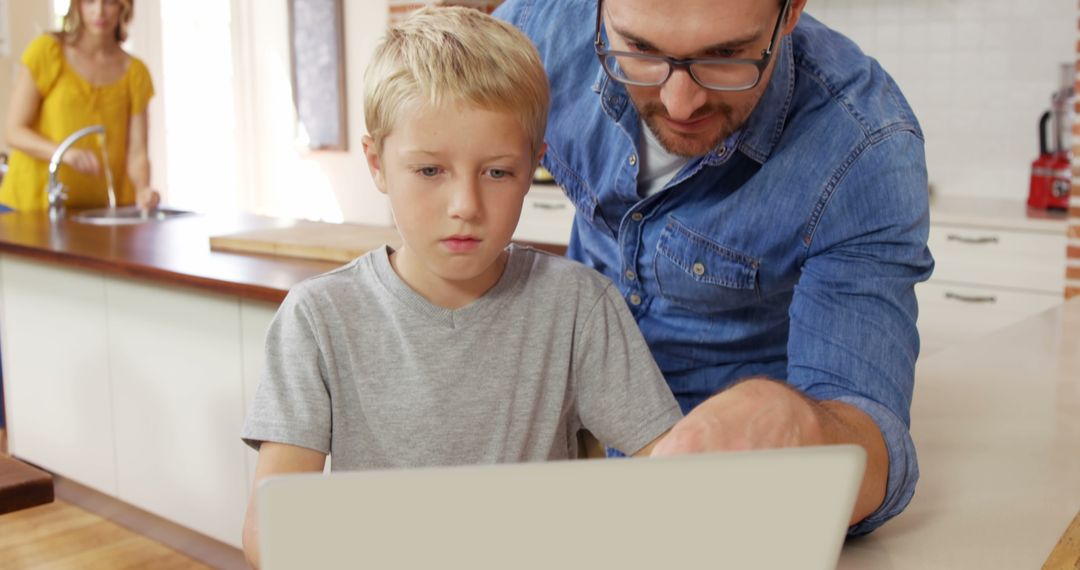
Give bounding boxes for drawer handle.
[944,292,997,304]
[946,234,998,245]
[532,202,567,211]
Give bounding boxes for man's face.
[603,0,796,157]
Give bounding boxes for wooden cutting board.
[209,221,401,263]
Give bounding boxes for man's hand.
[650,377,888,525]
[651,378,826,455]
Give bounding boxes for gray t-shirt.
[242,244,681,470]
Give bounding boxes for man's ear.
[536,143,547,163]
[362,135,388,194]
[783,0,808,36]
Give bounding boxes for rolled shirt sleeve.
[787,130,933,535]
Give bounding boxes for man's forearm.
[817,400,888,524]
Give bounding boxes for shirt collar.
[735,33,795,165]
[593,33,796,166]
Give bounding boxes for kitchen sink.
[70,206,191,226]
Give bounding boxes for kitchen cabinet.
[107,278,253,545]
[0,211,345,550]
[0,253,279,547]
[0,257,115,495]
[916,196,1067,354]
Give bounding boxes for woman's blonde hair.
[364,6,549,155]
[61,0,135,44]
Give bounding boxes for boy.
[240,7,682,567]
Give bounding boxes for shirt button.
[625,269,636,281]
[628,154,638,166]
[631,212,644,222]
[629,294,642,306]
[692,262,706,276]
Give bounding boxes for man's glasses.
[593,0,792,92]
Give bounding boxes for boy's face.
[363,101,539,308]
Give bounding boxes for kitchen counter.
[0,210,344,303]
[929,194,1068,233]
[839,295,1080,568]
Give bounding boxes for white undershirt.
[636,124,690,198]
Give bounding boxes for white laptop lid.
[258,445,864,570]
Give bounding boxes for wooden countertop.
[0,210,569,304]
[838,296,1080,568]
[0,210,363,304]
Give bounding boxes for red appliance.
[1029,69,1073,211]
[1028,110,1071,211]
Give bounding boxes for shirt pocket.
[654,218,761,314]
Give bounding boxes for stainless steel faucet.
[47,125,115,219]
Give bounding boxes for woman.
[0,0,158,211]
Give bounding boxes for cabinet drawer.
[915,281,1063,354]
[928,224,1065,293]
[513,185,574,245]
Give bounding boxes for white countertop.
[929,194,1069,233]
[838,295,1080,568]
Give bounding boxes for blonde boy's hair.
[364,6,549,155]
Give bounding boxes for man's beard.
[638,100,753,158]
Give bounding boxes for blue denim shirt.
[496,1,934,535]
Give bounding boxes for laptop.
[257,445,864,570]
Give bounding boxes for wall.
[0,1,52,152]
[125,0,167,200]
[238,0,392,225]
[811,0,1076,202]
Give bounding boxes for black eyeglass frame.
[593,0,793,92]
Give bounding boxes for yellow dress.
[0,34,154,211]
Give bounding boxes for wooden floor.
[0,501,214,569]
[0,429,214,570]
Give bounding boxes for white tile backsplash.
[809,1,1077,200]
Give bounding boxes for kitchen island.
[0,210,350,549]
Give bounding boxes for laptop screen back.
[258,445,864,570]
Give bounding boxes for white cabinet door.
[240,299,277,492]
[916,281,1064,354]
[928,224,1066,293]
[106,277,248,547]
[0,256,116,495]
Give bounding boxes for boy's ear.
[362,135,388,194]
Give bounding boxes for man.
[495,0,933,534]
